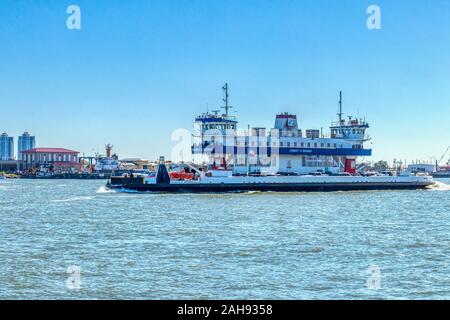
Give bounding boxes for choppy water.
[0,178,449,299]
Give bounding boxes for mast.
[338,91,343,124]
[222,83,232,116]
[246,124,250,176]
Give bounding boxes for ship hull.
[106,181,434,193]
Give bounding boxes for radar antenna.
[221,83,232,116]
[338,91,344,124]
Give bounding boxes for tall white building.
[0,133,14,160]
[18,131,36,160]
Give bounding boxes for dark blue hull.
[106,181,433,193]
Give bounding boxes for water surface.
[1,178,449,299]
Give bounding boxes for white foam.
[428,181,450,191]
[96,185,117,194]
[52,196,93,203]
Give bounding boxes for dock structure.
[0,160,21,172]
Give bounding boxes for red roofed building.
[22,148,81,171]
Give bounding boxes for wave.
[0,182,13,190]
[52,196,93,203]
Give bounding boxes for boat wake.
[96,185,117,194]
[118,188,139,193]
[0,181,13,189]
[52,196,93,203]
[428,181,450,191]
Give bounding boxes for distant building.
[0,133,14,160]
[120,158,151,170]
[408,163,435,173]
[18,131,36,160]
[22,148,81,171]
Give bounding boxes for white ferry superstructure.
[192,85,371,176]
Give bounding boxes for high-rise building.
[0,133,14,160]
[18,131,36,160]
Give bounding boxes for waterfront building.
[17,132,36,160]
[0,133,14,160]
[22,148,81,172]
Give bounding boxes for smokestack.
[105,144,113,158]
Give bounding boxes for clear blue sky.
[0,0,449,163]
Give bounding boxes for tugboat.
[94,144,124,177]
[107,85,435,193]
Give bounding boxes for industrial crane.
[437,146,450,169]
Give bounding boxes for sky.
[0,0,449,163]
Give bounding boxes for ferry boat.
[106,85,435,193]
[432,167,450,178]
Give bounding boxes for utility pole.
[246,124,250,176]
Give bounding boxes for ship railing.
[330,120,369,127]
